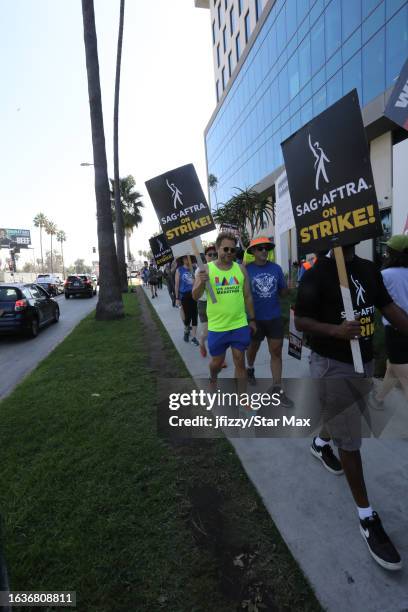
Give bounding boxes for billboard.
[145,164,216,245]
[0,228,31,248]
[281,90,382,255]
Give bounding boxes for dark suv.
[64,275,97,299]
[0,283,60,338]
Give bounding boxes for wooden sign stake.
[333,246,364,374]
[190,238,217,304]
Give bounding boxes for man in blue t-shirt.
[245,237,293,408]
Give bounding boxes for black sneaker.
[190,337,199,346]
[273,386,294,409]
[310,438,343,475]
[183,330,190,342]
[247,367,256,385]
[360,512,402,571]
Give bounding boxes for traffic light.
[92,247,96,254]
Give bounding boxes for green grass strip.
[0,294,321,611]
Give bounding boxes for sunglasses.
[222,246,237,254]
[255,245,272,252]
[206,251,217,258]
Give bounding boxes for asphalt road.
[0,294,98,400]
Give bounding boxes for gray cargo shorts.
[310,352,374,451]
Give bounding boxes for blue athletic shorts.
[207,325,251,357]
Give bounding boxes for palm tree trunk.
[113,0,128,292]
[61,242,65,279]
[125,229,132,262]
[40,227,44,272]
[81,0,124,320]
[50,234,53,273]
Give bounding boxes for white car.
[35,274,61,296]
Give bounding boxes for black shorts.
[385,325,408,364]
[252,317,284,342]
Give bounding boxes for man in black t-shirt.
[295,244,408,571]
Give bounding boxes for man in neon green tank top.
[193,232,256,382]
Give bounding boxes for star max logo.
[215,276,240,287]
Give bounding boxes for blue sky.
[0,0,214,267]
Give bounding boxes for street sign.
[384,56,408,131]
[281,90,382,255]
[0,228,31,249]
[149,234,174,267]
[145,163,216,245]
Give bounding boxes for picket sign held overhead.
[149,233,173,267]
[281,90,382,373]
[145,163,217,304]
[384,56,408,132]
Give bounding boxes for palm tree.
[208,173,219,211]
[81,0,124,320]
[33,213,48,272]
[110,175,143,264]
[45,220,57,273]
[113,0,127,292]
[56,230,67,278]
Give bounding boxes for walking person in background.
[195,245,228,368]
[157,267,163,290]
[141,262,149,288]
[192,232,256,384]
[175,256,199,346]
[164,262,176,307]
[148,263,158,299]
[245,237,293,408]
[371,235,408,407]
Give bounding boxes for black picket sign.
[149,234,173,267]
[145,164,215,246]
[281,90,383,255]
[384,56,408,132]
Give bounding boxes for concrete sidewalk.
[146,285,408,612]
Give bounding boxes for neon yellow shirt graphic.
[206,261,248,332]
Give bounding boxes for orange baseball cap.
[247,236,275,253]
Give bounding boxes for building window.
[217,3,221,28]
[212,19,216,44]
[230,6,235,36]
[228,51,232,77]
[223,26,226,52]
[235,32,241,61]
[244,11,250,43]
[217,43,220,67]
[216,79,220,102]
[222,66,226,90]
[255,0,261,22]
[237,0,242,16]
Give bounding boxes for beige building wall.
[195,0,268,100]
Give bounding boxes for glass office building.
[199,0,408,264]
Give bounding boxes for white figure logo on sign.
[351,275,366,306]
[166,179,184,209]
[308,134,330,191]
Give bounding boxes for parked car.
[0,283,60,338]
[35,274,60,296]
[64,274,97,299]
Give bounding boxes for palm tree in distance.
[45,220,57,273]
[208,174,219,211]
[113,0,127,292]
[56,230,67,279]
[33,213,48,272]
[81,0,124,320]
[110,175,144,264]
